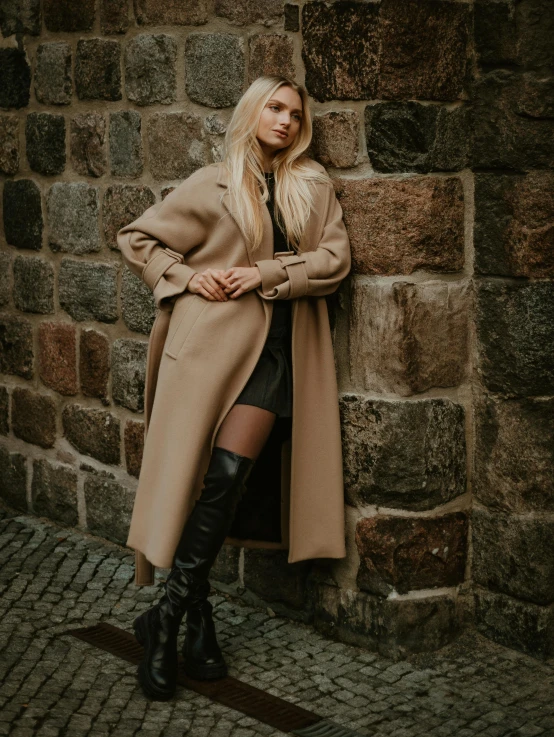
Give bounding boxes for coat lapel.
[216,162,274,268]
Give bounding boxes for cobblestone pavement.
[1,504,553,737]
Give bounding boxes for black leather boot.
[133,446,255,696]
[133,573,210,700]
[174,445,255,680]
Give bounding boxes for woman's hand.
[187,269,232,301]
[221,266,262,299]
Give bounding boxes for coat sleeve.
[253,179,351,300]
[116,170,209,310]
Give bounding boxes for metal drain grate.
[66,622,365,736]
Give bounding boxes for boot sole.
[134,614,177,701]
[181,654,228,681]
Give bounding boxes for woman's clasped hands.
[187,266,262,301]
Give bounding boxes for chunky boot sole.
[182,643,228,681]
[133,612,177,701]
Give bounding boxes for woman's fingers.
[203,271,228,300]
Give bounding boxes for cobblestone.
[1,502,553,736]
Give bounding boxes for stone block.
[75,38,121,101]
[311,111,359,169]
[80,329,110,403]
[34,42,72,105]
[475,280,554,397]
[248,34,295,82]
[44,0,95,31]
[147,112,210,180]
[102,184,155,250]
[355,513,468,597]
[25,112,66,176]
[38,322,78,396]
[111,338,147,412]
[335,176,464,275]
[474,172,554,278]
[184,33,245,108]
[474,586,554,661]
[12,387,57,449]
[348,279,470,395]
[284,4,299,32]
[121,268,156,335]
[313,582,463,659]
[124,34,177,106]
[379,0,471,101]
[84,476,133,545]
[0,0,40,36]
[31,458,78,526]
[0,387,8,435]
[0,115,20,175]
[3,179,43,250]
[109,110,143,177]
[0,445,27,512]
[58,259,118,323]
[515,0,554,71]
[62,405,120,465]
[474,0,517,67]
[340,394,466,511]
[302,2,380,102]
[0,252,10,307]
[365,101,470,173]
[47,182,100,254]
[243,549,313,611]
[474,394,554,514]
[215,0,282,26]
[0,316,33,379]
[0,49,31,109]
[100,0,131,34]
[472,506,554,606]
[472,70,554,170]
[70,113,107,178]
[135,0,208,25]
[124,420,144,478]
[13,256,54,314]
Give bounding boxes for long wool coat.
[117,157,352,585]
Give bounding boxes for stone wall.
[0,0,552,660]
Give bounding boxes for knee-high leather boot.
[176,446,255,680]
[133,446,255,698]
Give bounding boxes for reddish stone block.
[124,419,144,478]
[80,329,110,403]
[355,513,468,596]
[248,34,295,82]
[335,176,464,276]
[38,322,77,396]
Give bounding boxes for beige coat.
[117,157,351,585]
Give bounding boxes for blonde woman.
[117,75,351,700]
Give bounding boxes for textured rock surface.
[348,280,470,395]
[340,395,466,511]
[335,176,465,275]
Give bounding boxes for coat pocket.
[164,293,209,359]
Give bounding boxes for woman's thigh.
[214,403,277,461]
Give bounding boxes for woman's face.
[256,86,303,156]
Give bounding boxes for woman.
[117,75,351,700]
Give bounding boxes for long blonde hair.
[220,75,331,255]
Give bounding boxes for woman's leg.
[214,403,277,460]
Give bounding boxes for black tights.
[214,404,277,462]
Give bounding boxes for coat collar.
[215,162,273,268]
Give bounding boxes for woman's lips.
[273,130,287,138]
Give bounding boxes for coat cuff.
[254,253,308,300]
[149,256,197,310]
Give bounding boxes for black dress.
[234,172,293,418]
